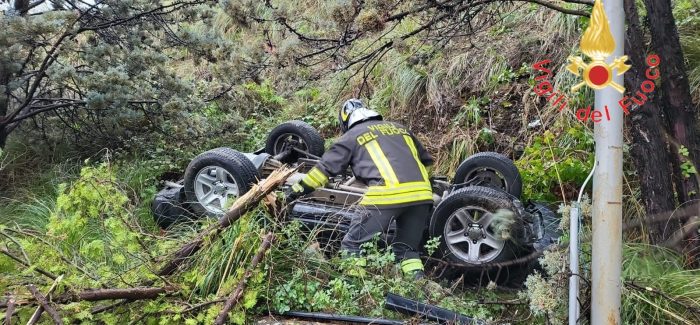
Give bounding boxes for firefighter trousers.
[340,204,431,261]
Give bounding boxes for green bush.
[517,126,594,201]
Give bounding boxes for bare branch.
[0,248,58,280]
[213,233,274,325]
[3,297,15,325]
[27,283,63,325]
[512,0,590,16]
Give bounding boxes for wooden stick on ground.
[27,285,62,325]
[1,286,177,310]
[4,297,14,325]
[157,167,294,277]
[214,232,275,325]
[26,275,62,325]
[59,286,177,303]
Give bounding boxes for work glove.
[284,184,304,203]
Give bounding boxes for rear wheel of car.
[184,148,260,217]
[265,120,325,163]
[453,152,522,198]
[429,186,523,268]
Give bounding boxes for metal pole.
[570,161,595,325]
[568,204,581,325]
[591,0,624,323]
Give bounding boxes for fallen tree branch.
[2,286,177,310]
[157,167,295,277]
[3,297,14,325]
[0,248,57,280]
[27,285,63,325]
[55,286,177,304]
[625,281,700,316]
[214,232,275,325]
[662,216,700,251]
[27,275,63,325]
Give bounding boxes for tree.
[0,0,218,149]
[642,0,700,257]
[623,0,677,243]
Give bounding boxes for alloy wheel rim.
[444,206,506,264]
[194,166,239,214]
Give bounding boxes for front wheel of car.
[429,186,523,267]
[184,148,260,217]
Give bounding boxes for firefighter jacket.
[293,120,434,207]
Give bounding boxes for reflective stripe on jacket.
[299,120,434,207]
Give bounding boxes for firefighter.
[286,98,434,279]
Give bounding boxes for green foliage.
[517,127,594,201]
[1,0,697,323]
[678,146,697,179]
[264,222,511,322]
[454,96,489,127]
[490,66,519,85]
[522,201,700,325]
[477,127,495,146]
[622,244,700,324]
[424,236,441,256]
[675,0,700,99]
[243,80,287,112]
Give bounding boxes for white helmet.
[338,98,382,133]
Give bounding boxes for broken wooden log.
[157,167,294,277]
[26,275,62,325]
[55,286,177,304]
[27,285,63,325]
[4,297,14,325]
[2,286,177,311]
[214,232,275,325]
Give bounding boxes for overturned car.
[152,120,560,284]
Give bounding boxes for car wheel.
[184,148,260,217]
[429,186,523,267]
[265,120,325,163]
[453,152,522,198]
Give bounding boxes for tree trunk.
[0,128,7,149]
[0,0,33,149]
[643,0,700,203]
[643,0,700,264]
[623,0,678,243]
[0,52,10,149]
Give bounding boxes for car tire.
[265,120,325,163]
[184,148,260,217]
[453,152,522,198]
[429,186,524,269]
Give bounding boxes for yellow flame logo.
[580,0,615,60]
[566,0,629,93]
